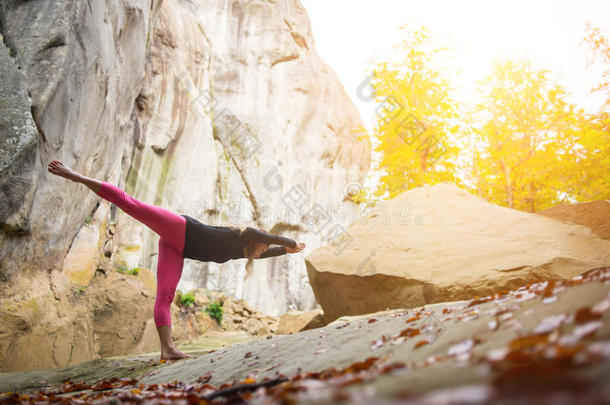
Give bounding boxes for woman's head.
[243,241,269,259]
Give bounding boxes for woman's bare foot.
[161,346,191,360]
[47,160,80,181]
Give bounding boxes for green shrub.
[180,292,195,308]
[205,302,223,324]
[85,216,92,224]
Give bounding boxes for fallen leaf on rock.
[574,307,602,324]
[196,373,212,384]
[414,340,429,349]
[398,327,420,338]
[468,296,493,307]
[343,356,379,373]
[509,334,549,351]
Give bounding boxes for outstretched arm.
[257,246,288,259]
[240,227,298,248]
[256,242,306,259]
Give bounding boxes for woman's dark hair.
[229,225,268,259]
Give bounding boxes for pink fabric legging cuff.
[96,181,186,328]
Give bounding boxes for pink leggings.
[96,182,186,328]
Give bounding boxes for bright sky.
[301,0,609,122]
[301,0,609,193]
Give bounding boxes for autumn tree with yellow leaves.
[366,26,463,200]
[366,24,609,211]
[466,59,588,212]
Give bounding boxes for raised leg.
[48,160,186,253]
[94,182,186,253]
[155,238,189,360]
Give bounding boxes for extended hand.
[286,242,306,253]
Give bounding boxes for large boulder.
[306,183,610,323]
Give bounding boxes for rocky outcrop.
[277,308,325,334]
[176,289,279,336]
[0,0,369,372]
[0,0,162,280]
[306,183,610,323]
[0,261,279,373]
[0,264,158,373]
[0,0,163,373]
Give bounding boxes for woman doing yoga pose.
[48,160,305,360]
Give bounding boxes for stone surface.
[0,33,38,236]
[306,183,610,323]
[0,0,162,281]
[62,220,102,287]
[2,267,609,403]
[0,262,270,372]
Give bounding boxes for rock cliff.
[0,0,370,372]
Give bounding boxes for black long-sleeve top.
[180,214,297,263]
